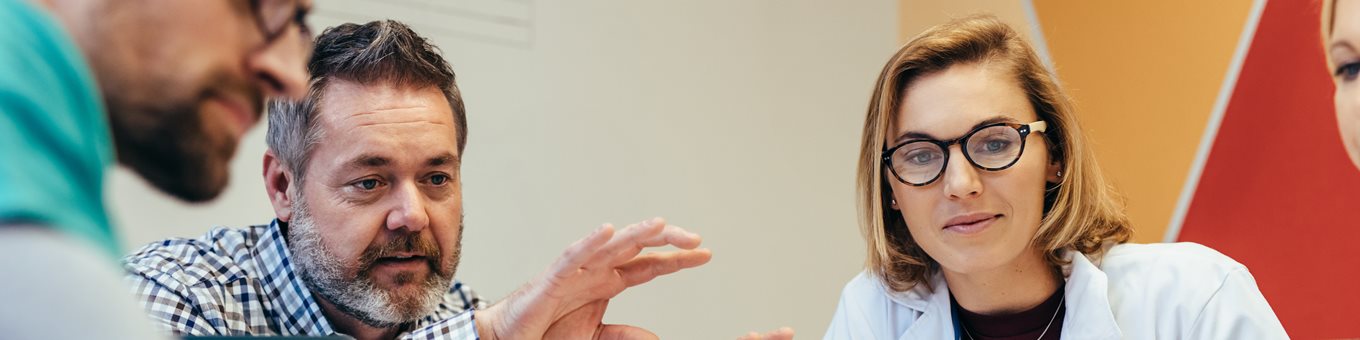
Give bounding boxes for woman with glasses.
[823,15,1286,339]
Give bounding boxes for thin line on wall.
[1021,0,1055,72]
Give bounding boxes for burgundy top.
[952,287,1065,340]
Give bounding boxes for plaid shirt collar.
[255,219,338,335]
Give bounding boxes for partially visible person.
[1325,0,1360,170]
[0,0,312,338]
[124,20,793,340]
[824,15,1286,339]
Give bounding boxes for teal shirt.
[0,0,121,259]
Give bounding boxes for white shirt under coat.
[824,242,1288,339]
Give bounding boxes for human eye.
[427,173,452,186]
[902,146,943,166]
[349,177,385,191]
[1337,61,1360,82]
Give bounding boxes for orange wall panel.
[1030,0,1253,242]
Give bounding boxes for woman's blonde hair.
[855,14,1133,292]
[1323,0,1338,71]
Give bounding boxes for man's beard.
[286,194,461,328]
[104,70,257,203]
[83,0,258,203]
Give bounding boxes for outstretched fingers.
[549,224,616,279]
[590,218,703,270]
[616,248,713,287]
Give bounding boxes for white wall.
[108,0,896,337]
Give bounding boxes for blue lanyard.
[951,300,964,340]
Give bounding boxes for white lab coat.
[824,242,1288,339]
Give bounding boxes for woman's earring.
[1056,170,1063,178]
[890,198,898,209]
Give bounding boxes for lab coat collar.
[1060,249,1123,339]
[885,249,1123,339]
[889,271,953,339]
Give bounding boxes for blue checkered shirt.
[123,220,486,339]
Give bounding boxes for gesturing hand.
[541,300,657,340]
[738,327,795,340]
[476,217,712,340]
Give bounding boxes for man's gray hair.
[266,20,467,181]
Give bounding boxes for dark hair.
[267,20,467,180]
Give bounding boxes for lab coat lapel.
[892,272,957,340]
[1060,250,1123,339]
